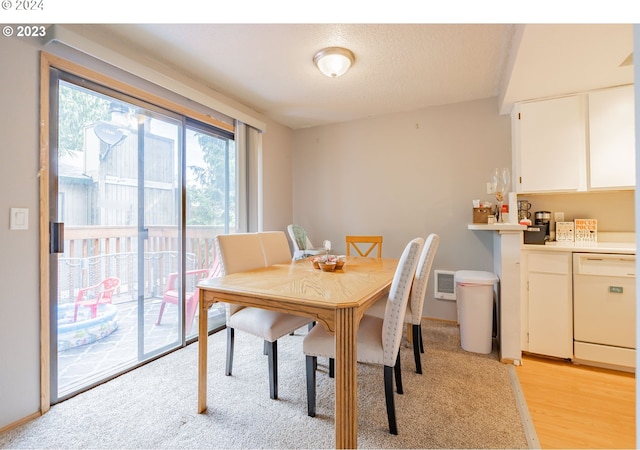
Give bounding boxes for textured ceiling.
[67,24,633,130]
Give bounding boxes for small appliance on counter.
[523,210,551,244]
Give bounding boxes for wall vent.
[434,270,456,301]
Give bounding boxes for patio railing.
[58,225,226,303]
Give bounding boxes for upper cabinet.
[588,85,636,189]
[512,85,635,193]
[512,95,587,193]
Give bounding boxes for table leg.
[198,291,208,413]
[334,307,358,449]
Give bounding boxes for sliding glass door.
[184,121,235,340]
[49,70,231,402]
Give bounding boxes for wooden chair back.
[346,235,383,258]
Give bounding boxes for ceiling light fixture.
[313,47,355,78]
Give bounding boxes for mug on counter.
[517,200,531,211]
[517,200,532,221]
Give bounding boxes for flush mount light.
[313,47,355,78]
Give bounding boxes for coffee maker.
[524,211,551,244]
[534,211,551,235]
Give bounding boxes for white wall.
[292,97,511,320]
[0,37,42,428]
[260,119,294,233]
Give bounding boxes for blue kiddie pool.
[57,303,119,351]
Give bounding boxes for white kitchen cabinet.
[512,95,586,193]
[522,251,573,358]
[512,85,635,193]
[588,85,635,189]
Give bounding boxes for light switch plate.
[10,208,28,230]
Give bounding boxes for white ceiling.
[69,23,634,130]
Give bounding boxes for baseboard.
[507,366,540,449]
[0,410,41,434]
[423,316,457,325]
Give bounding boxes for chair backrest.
[381,237,423,367]
[215,233,266,275]
[259,231,293,265]
[215,233,267,317]
[407,234,440,325]
[287,224,314,252]
[95,277,121,302]
[346,235,383,258]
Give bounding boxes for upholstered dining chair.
[303,237,424,435]
[287,224,324,260]
[366,233,440,374]
[216,232,312,400]
[346,235,383,258]
[259,231,295,266]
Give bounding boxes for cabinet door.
[527,252,573,358]
[588,85,635,189]
[514,96,586,193]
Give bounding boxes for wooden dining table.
[197,256,398,449]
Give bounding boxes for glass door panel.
[52,74,183,401]
[184,123,235,339]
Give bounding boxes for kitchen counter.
[468,224,636,254]
[522,241,636,255]
[467,223,527,231]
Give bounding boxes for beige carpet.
[0,319,530,449]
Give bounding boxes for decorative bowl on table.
[318,261,337,272]
[311,256,322,269]
[334,255,346,270]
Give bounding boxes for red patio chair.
[74,277,121,322]
[156,268,212,334]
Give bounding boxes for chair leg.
[225,327,234,376]
[384,365,398,435]
[394,352,403,395]
[266,340,278,399]
[155,302,167,325]
[264,340,268,355]
[419,324,425,353]
[329,358,335,378]
[306,355,317,417]
[412,324,422,374]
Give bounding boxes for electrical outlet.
[486,182,495,194]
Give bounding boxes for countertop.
[468,223,636,254]
[522,241,636,255]
[467,223,527,231]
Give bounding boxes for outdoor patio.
[57,296,225,397]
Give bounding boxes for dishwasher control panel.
[572,253,635,277]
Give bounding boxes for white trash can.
[455,270,498,354]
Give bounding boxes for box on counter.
[574,219,597,243]
[473,207,493,224]
[555,221,575,242]
[523,225,549,244]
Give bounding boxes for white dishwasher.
[573,253,636,371]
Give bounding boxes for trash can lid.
[454,270,498,285]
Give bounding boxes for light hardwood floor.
[515,354,635,449]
